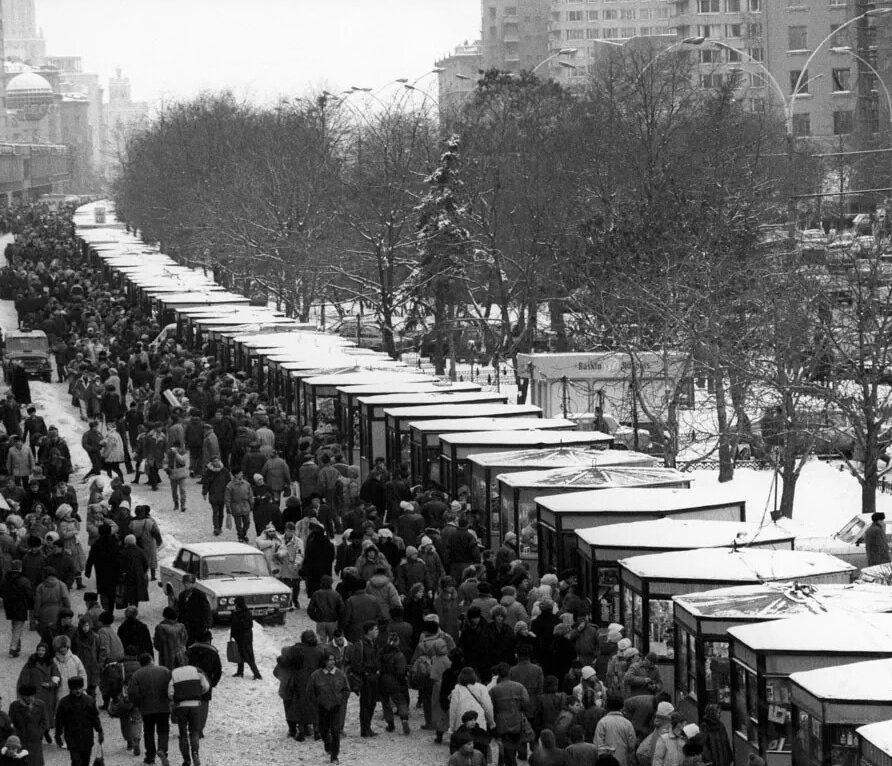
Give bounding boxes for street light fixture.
[635,36,706,81]
[531,47,579,74]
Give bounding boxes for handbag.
[92,742,105,766]
[226,638,242,663]
[225,512,233,530]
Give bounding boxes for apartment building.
[481,0,551,72]
[436,42,484,114]
[546,0,674,83]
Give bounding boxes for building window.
[830,24,849,46]
[829,0,846,6]
[832,68,851,91]
[588,10,599,19]
[698,24,717,37]
[489,25,497,39]
[566,29,585,39]
[792,113,811,136]
[586,28,600,38]
[698,0,720,11]
[726,0,740,9]
[790,69,809,93]
[701,73,723,88]
[621,26,636,36]
[603,27,619,37]
[504,6,517,14]
[788,25,808,50]
[621,8,636,19]
[747,46,763,61]
[748,0,761,10]
[654,7,669,18]
[746,23,762,37]
[489,6,497,19]
[726,23,742,36]
[567,10,584,20]
[604,9,618,19]
[749,71,766,87]
[700,49,721,63]
[834,110,853,134]
[640,8,652,19]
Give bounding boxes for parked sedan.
[159,541,292,624]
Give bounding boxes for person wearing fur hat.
[0,734,29,765]
[200,455,231,537]
[486,605,516,666]
[606,638,633,697]
[9,683,47,766]
[379,631,412,735]
[418,534,446,592]
[395,545,426,595]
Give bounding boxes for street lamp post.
[830,46,892,128]
[635,36,706,81]
[531,47,578,75]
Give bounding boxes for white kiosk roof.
[506,467,688,493]
[410,417,564,434]
[537,486,741,512]
[858,721,892,755]
[728,612,892,653]
[578,518,793,549]
[620,547,853,582]
[791,658,892,702]
[469,447,657,470]
[385,403,541,419]
[440,429,608,447]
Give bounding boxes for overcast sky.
[36,0,481,104]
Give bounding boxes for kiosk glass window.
[828,725,859,766]
[500,492,516,542]
[765,676,793,752]
[518,496,538,556]
[677,625,694,698]
[733,662,758,746]
[648,599,675,659]
[624,588,644,647]
[597,566,620,625]
[703,641,730,706]
[794,710,823,766]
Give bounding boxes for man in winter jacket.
[7,435,35,486]
[176,575,212,647]
[201,457,231,536]
[866,512,891,566]
[169,662,210,766]
[54,676,103,765]
[342,583,382,643]
[128,653,172,766]
[303,523,335,597]
[344,621,381,738]
[224,469,254,543]
[594,695,637,766]
[444,518,481,583]
[276,523,304,609]
[488,662,530,766]
[306,652,349,763]
[84,524,121,613]
[184,414,205,476]
[395,547,427,596]
[262,450,292,503]
[365,568,401,621]
[185,630,222,737]
[0,559,33,657]
[307,574,344,642]
[165,445,188,513]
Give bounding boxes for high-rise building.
[47,56,103,171]
[546,0,673,84]
[436,42,483,114]
[2,0,45,64]
[481,0,550,72]
[103,69,149,170]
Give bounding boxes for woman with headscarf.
[700,705,733,766]
[50,635,86,705]
[17,642,57,734]
[33,567,69,636]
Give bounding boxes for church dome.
[6,71,54,109]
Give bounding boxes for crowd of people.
[0,204,734,766]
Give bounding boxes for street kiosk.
[439,429,613,498]
[857,721,892,766]
[506,471,691,570]
[729,613,892,766]
[620,548,854,676]
[468,447,658,543]
[358,391,508,478]
[384,403,542,470]
[791,659,892,766]
[577,516,795,626]
[674,583,892,736]
[409,418,576,487]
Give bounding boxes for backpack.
[409,654,432,689]
[307,595,322,622]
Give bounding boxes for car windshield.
[836,517,867,545]
[200,553,270,579]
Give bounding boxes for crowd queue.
[0,205,732,766]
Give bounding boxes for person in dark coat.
[117,605,153,659]
[9,684,49,766]
[700,704,733,766]
[83,524,121,613]
[302,523,335,597]
[175,574,212,646]
[17,643,57,732]
[274,630,325,740]
[865,512,891,566]
[9,361,32,405]
[119,534,149,606]
[53,676,103,765]
[457,607,492,682]
[185,630,223,738]
[229,596,262,679]
[0,559,34,657]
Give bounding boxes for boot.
[150,569,157,581]
[402,719,410,736]
[132,740,140,756]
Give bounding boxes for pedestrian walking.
[9,684,49,766]
[165,445,188,512]
[53,676,102,766]
[200,456,230,536]
[168,662,209,766]
[185,630,222,738]
[0,559,33,657]
[274,629,324,740]
[224,468,253,543]
[306,652,350,764]
[175,574,211,647]
[153,607,188,671]
[344,621,381,738]
[119,534,149,607]
[229,596,262,680]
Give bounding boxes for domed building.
[4,65,61,143]
[5,70,54,111]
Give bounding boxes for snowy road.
[0,292,444,766]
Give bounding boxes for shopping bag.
[225,512,233,530]
[92,742,105,766]
[226,638,242,663]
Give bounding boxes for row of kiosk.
[73,204,892,766]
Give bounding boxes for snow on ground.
[0,295,444,766]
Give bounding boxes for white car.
[159,542,292,624]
